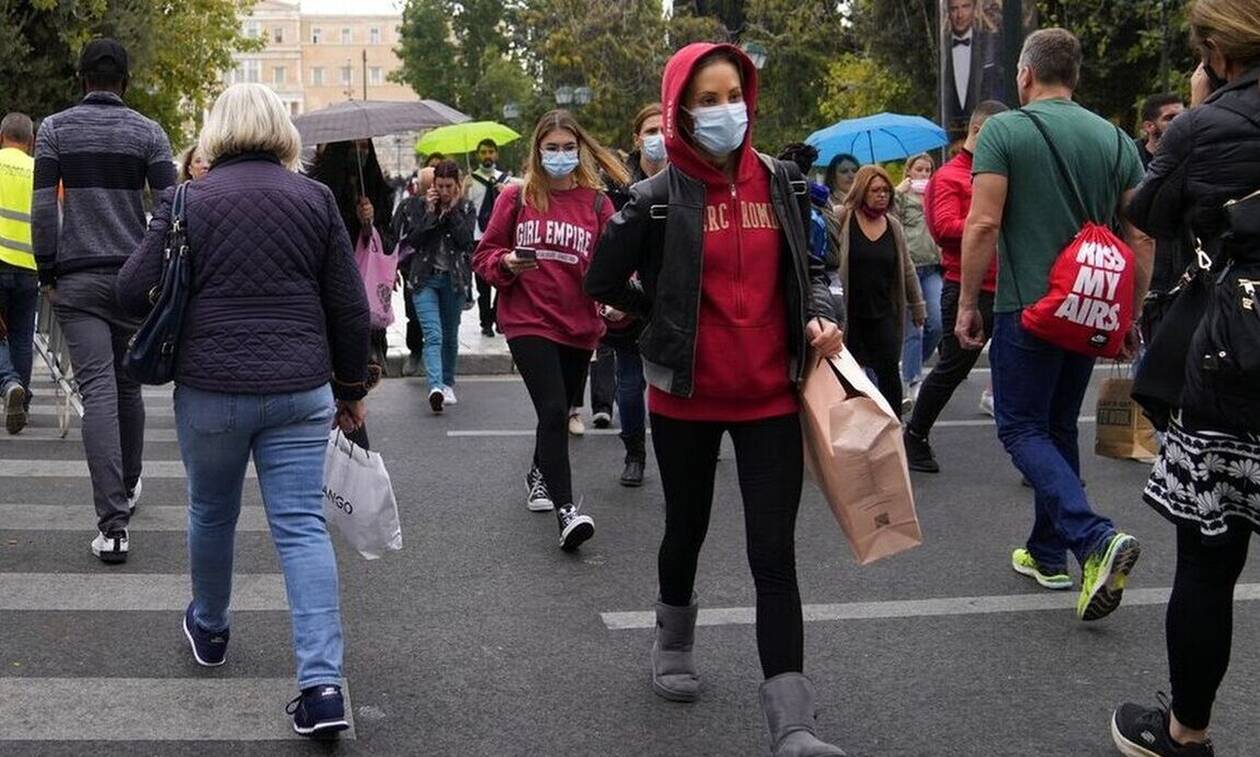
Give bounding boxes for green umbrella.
[415,121,522,156]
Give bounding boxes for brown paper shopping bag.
[1095,371,1159,463]
[800,348,922,565]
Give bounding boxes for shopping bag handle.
[814,352,866,401]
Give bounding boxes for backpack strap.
[1020,109,1092,223]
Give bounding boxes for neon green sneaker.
[1011,549,1073,590]
[1078,533,1142,622]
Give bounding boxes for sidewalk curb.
[384,350,515,378]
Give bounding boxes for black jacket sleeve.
[585,181,653,317]
[318,187,371,401]
[1129,108,1196,240]
[780,160,842,327]
[117,186,175,318]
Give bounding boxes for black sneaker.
[1111,695,1214,756]
[428,388,444,414]
[903,429,940,473]
[287,685,350,737]
[526,466,554,512]
[557,504,594,551]
[592,410,612,429]
[182,603,229,667]
[480,326,495,338]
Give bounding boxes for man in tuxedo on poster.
[943,0,1005,136]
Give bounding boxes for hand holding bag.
[123,181,192,385]
[322,430,403,560]
[800,347,922,565]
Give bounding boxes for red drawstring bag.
[1007,111,1135,359]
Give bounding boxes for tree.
[818,53,915,123]
[843,0,938,120]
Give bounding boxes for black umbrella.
[292,99,470,146]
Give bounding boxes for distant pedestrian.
[178,143,209,183]
[1112,0,1260,752]
[903,100,1009,473]
[586,43,846,756]
[393,159,476,413]
[31,38,175,563]
[823,152,860,211]
[835,164,925,414]
[895,152,943,411]
[117,83,369,738]
[0,112,36,436]
[1135,93,1185,169]
[472,109,629,551]
[957,28,1153,620]
[466,138,511,337]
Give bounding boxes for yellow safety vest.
[0,146,35,271]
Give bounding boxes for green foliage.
[819,53,915,122]
[844,0,938,119]
[0,1,261,146]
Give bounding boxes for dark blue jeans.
[991,312,1115,570]
[0,270,38,391]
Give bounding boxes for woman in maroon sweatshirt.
[586,44,845,755]
[472,110,629,552]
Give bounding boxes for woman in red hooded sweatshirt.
[473,110,630,552]
[586,44,846,756]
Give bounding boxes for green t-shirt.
[972,98,1145,313]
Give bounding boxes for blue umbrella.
[806,113,948,166]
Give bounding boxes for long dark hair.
[308,140,394,240]
[824,153,861,195]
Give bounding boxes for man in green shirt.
[957,28,1154,623]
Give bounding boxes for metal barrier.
[32,294,82,438]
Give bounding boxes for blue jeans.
[0,271,38,391]
[991,313,1114,570]
[901,265,943,384]
[175,383,343,690]
[614,343,646,439]
[413,273,462,390]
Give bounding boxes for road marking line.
[0,678,354,740]
[0,429,180,443]
[0,505,269,532]
[0,460,255,479]
[599,584,1260,630]
[0,573,287,611]
[24,405,174,418]
[448,418,1100,437]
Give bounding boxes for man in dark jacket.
[395,159,476,413]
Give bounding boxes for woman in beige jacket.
[834,164,925,414]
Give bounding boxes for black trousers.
[475,273,497,331]
[847,313,903,414]
[588,343,616,415]
[508,336,592,506]
[907,281,996,438]
[403,280,423,355]
[652,412,804,678]
[1167,523,1252,730]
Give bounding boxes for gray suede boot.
[651,597,700,702]
[759,673,846,756]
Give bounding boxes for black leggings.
[1167,523,1252,730]
[508,336,592,506]
[651,412,804,679]
[847,314,903,414]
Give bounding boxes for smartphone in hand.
[514,246,538,261]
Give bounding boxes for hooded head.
[661,43,760,183]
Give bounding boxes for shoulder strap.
[471,173,495,190]
[593,191,606,216]
[1020,109,1091,223]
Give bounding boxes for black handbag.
[123,182,193,385]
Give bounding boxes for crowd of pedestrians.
[2,0,1259,752]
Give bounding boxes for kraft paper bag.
[323,430,403,560]
[1095,376,1159,463]
[800,348,923,565]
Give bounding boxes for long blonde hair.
[522,109,630,213]
[1190,0,1260,66]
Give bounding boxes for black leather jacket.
[392,196,476,294]
[585,153,839,397]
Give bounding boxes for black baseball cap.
[79,38,129,79]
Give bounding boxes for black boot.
[903,428,940,473]
[620,433,646,487]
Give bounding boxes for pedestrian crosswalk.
[1,367,355,744]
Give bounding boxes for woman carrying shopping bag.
[472,109,630,551]
[116,83,368,737]
[586,43,846,756]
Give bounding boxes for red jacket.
[472,183,612,350]
[648,42,797,422]
[924,150,997,292]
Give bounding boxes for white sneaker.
[91,529,129,564]
[442,386,458,406]
[126,478,143,514]
[568,413,585,436]
[979,389,995,417]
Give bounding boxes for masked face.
[684,59,747,159]
[636,114,666,163]
[539,128,580,179]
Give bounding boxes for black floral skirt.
[1144,416,1260,540]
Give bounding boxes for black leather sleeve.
[1129,109,1196,239]
[585,180,654,317]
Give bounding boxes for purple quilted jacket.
[117,152,370,401]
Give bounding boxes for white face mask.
[910,178,930,194]
[685,102,749,157]
[641,133,666,162]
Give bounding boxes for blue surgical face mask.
[541,149,580,178]
[641,133,666,162]
[686,102,748,157]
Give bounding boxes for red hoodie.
[650,42,797,423]
[923,149,997,292]
[472,182,613,350]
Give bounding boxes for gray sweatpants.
[53,271,144,534]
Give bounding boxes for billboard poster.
[940,0,1037,140]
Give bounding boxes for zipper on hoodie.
[732,182,744,319]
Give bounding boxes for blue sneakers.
[288,685,350,736]
[182,603,229,667]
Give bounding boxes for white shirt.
[951,28,974,109]
[465,166,507,240]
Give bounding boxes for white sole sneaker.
[183,613,227,667]
[91,531,129,564]
[4,383,27,435]
[559,514,594,551]
[127,478,143,515]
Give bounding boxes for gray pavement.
[2,366,1259,755]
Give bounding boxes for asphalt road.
[2,366,1258,756]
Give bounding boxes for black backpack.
[472,171,509,231]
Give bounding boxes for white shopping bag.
[323,430,403,559]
